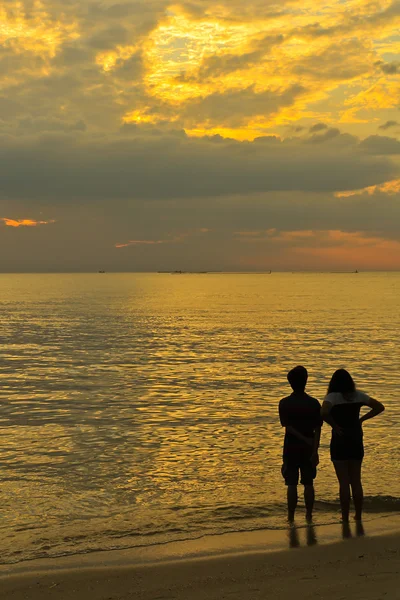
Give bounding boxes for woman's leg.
[333,461,351,522]
[349,460,363,521]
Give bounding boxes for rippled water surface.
[0,273,399,563]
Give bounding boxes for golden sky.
[0,0,399,271]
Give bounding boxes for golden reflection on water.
[0,273,399,563]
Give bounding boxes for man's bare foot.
[341,513,350,523]
[288,511,295,523]
[306,513,313,523]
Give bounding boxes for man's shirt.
[279,392,322,460]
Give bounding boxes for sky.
[0,0,399,272]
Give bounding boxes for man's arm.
[310,425,321,466]
[284,425,313,446]
[279,400,314,445]
[360,397,385,424]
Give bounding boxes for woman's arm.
[360,397,385,425]
[321,401,344,436]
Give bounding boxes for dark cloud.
[177,50,262,82]
[104,2,166,19]
[290,0,400,40]
[0,49,46,75]
[17,117,87,133]
[309,123,328,133]
[379,120,399,130]
[87,25,130,49]
[182,84,306,126]
[113,51,144,81]
[306,128,341,144]
[380,61,400,74]
[0,129,396,202]
[181,34,285,81]
[360,135,400,155]
[286,125,305,133]
[178,0,295,20]
[292,40,373,80]
[0,68,134,131]
[53,45,96,67]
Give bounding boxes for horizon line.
[1,270,400,275]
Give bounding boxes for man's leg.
[304,485,315,521]
[300,462,317,522]
[282,461,299,522]
[287,485,298,522]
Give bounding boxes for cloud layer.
[1,0,400,270]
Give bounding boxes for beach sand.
[1,521,399,600]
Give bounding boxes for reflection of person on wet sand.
[288,525,300,548]
[306,523,318,546]
[321,369,385,523]
[287,523,318,548]
[342,520,365,539]
[279,366,322,523]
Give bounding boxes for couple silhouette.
[279,366,385,523]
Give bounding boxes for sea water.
[0,272,399,564]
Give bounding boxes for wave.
[315,495,400,514]
[188,496,400,524]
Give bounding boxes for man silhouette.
[279,366,322,522]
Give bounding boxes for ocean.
[0,272,399,565]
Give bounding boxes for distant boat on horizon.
[330,270,360,274]
[157,270,209,274]
[98,270,106,273]
[156,270,186,274]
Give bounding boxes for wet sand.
[0,518,399,600]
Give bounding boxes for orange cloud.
[115,240,165,248]
[116,228,210,248]
[240,229,400,270]
[236,229,317,242]
[295,240,400,270]
[239,228,400,246]
[335,178,400,198]
[273,230,315,241]
[235,230,264,237]
[1,218,55,227]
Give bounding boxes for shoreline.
[0,518,399,600]
[1,513,399,577]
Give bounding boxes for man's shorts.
[281,459,316,486]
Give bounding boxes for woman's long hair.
[328,369,356,398]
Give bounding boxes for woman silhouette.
[321,369,385,522]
